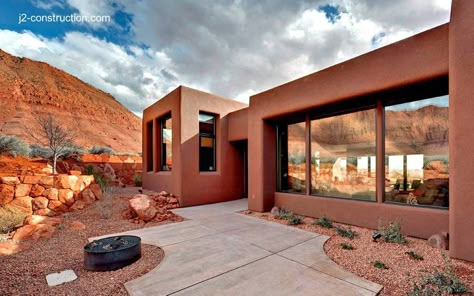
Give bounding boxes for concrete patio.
[92,199,383,295]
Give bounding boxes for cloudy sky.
[0,0,451,117]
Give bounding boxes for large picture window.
[384,95,449,208]
[310,109,376,201]
[277,122,306,194]
[199,112,216,172]
[160,114,172,171]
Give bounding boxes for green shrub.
[406,251,424,261]
[0,134,30,157]
[336,226,358,239]
[29,144,51,158]
[288,153,305,165]
[133,173,142,186]
[287,214,303,225]
[60,144,86,160]
[373,260,389,270]
[340,243,354,250]
[85,164,95,175]
[115,152,136,156]
[407,255,469,296]
[276,208,292,220]
[93,173,109,193]
[379,221,407,245]
[89,146,114,155]
[313,215,333,228]
[0,206,27,234]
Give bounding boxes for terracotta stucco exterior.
[143,86,247,207]
[143,0,473,262]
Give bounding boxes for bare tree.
[27,114,76,174]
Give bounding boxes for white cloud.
[0,1,452,114]
[0,29,176,114]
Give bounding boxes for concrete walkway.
[92,199,383,296]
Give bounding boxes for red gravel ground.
[0,187,182,296]
[244,211,474,296]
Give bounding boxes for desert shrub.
[60,144,86,160]
[407,256,469,295]
[133,173,142,186]
[340,243,354,250]
[29,144,52,158]
[373,260,389,270]
[0,134,30,157]
[89,146,115,155]
[287,214,303,225]
[0,206,27,233]
[93,173,109,193]
[336,226,358,239]
[406,251,424,261]
[276,208,292,220]
[313,215,333,228]
[379,221,407,245]
[85,164,95,175]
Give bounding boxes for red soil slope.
[0,49,141,153]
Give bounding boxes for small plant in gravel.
[379,221,407,245]
[336,226,358,239]
[0,206,27,234]
[313,215,333,228]
[373,260,389,270]
[407,255,469,296]
[406,251,424,261]
[287,214,304,225]
[56,224,65,230]
[133,173,142,187]
[340,243,354,250]
[276,208,292,220]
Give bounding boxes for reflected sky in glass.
[386,95,448,111]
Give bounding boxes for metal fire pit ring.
[84,235,141,271]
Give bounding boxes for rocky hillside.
[0,49,141,153]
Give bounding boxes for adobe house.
[143,0,474,262]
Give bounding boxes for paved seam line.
[274,252,380,294]
[165,253,276,296]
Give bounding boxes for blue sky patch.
[318,4,341,23]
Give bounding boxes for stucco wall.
[248,24,450,240]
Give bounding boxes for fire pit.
[84,235,141,271]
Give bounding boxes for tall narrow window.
[146,120,153,172]
[160,114,172,171]
[310,109,376,200]
[277,121,306,194]
[199,112,216,171]
[385,95,449,208]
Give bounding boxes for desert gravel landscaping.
[245,210,474,296]
[0,187,182,296]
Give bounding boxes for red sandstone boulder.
[32,196,49,210]
[24,215,61,226]
[30,184,46,197]
[428,233,448,250]
[9,196,33,215]
[0,176,20,185]
[70,200,86,211]
[15,184,32,197]
[0,184,15,206]
[43,188,59,200]
[58,189,75,206]
[48,200,68,214]
[55,175,80,190]
[33,208,55,216]
[89,184,103,200]
[79,188,96,205]
[13,224,56,241]
[128,194,157,222]
[0,241,31,255]
[38,176,54,188]
[69,221,86,230]
[82,176,94,188]
[69,170,82,176]
[159,191,169,197]
[22,175,42,185]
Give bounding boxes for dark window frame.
[199,112,217,172]
[146,120,154,172]
[159,113,172,171]
[274,77,449,210]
